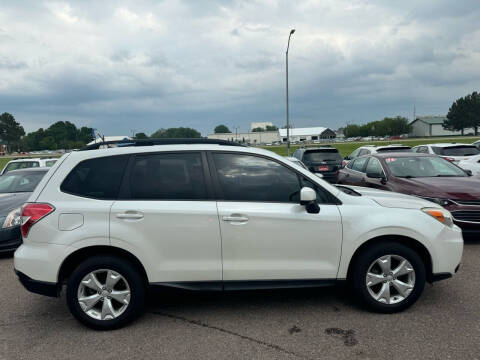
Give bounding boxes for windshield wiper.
[435,174,459,177]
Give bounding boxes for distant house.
[278,127,336,142]
[410,116,473,137]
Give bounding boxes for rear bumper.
[15,270,61,297]
[0,225,22,253]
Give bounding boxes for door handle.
[222,215,249,222]
[116,212,144,220]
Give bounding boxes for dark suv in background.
[292,147,342,183]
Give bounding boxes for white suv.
[412,143,480,163]
[14,140,463,329]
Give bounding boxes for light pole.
[286,29,295,156]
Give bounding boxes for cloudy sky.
[0,0,479,136]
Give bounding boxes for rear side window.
[351,157,368,172]
[45,160,57,167]
[4,161,40,173]
[61,155,129,199]
[129,153,207,200]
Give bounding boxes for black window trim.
[206,150,341,205]
[117,150,215,201]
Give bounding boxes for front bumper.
[15,270,61,297]
[0,225,22,253]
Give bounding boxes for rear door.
[210,152,342,283]
[110,152,222,284]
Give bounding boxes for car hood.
[396,177,480,200]
[346,186,439,210]
[0,192,31,216]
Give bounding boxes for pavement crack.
[151,311,312,360]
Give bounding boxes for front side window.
[61,155,129,199]
[129,153,207,200]
[213,153,300,202]
[365,158,384,176]
[351,157,368,172]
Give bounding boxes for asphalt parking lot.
[1,240,479,360]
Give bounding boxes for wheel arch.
[58,245,149,285]
[346,235,434,283]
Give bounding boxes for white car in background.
[457,154,480,176]
[412,143,480,164]
[1,158,57,175]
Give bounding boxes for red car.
[337,152,480,239]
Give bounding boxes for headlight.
[422,207,454,227]
[3,207,22,228]
[420,197,453,207]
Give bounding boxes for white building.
[410,116,474,137]
[208,131,279,144]
[278,127,336,142]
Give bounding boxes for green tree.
[134,132,149,139]
[0,112,25,152]
[252,127,265,132]
[214,125,231,133]
[265,125,278,131]
[150,127,202,138]
[445,92,480,135]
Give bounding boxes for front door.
[210,152,343,283]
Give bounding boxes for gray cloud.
[0,0,479,135]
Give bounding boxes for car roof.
[7,158,56,163]
[422,143,475,148]
[5,167,51,174]
[371,152,437,159]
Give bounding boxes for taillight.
[21,203,55,238]
[444,157,455,162]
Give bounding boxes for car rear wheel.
[351,242,426,313]
[66,256,146,330]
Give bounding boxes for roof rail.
[81,138,246,151]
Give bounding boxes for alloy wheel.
[77,269,131,321]
[365,255,416,305]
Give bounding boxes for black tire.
[351,242,426,313]
[66,256,146,330]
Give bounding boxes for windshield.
[0,171,47,193]
[385,156,466,178]
[376,147,411,153]
[432,145,480,156]
[303,150,342,163]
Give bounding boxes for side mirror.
[367,172,387,184]
[300,187,320,214]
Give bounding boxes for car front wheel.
[66,256,146,330]
[351,242,426,313]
